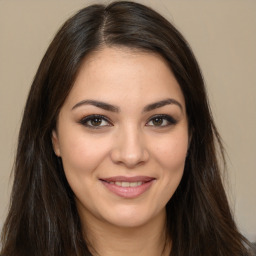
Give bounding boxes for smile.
[100,176,155,198]
[108,181,143,187]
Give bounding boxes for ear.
[52,130,61,156]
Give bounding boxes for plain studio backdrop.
[0,0,255,243]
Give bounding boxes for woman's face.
[52,47,189,228]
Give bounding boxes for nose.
[110,126,149,168]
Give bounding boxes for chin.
[107,215,152,229]
[101,204,165,229]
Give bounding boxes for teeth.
[130,181,142,187]
[110,181,143,187]
[122,182,129,187]
[115,181,122,186]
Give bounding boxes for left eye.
[146,115,177,127]
[80,115,111,128]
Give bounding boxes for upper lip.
[100,176,155,182]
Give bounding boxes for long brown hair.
[1,1,252,255]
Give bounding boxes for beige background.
[0,0,255,242]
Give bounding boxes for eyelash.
[79,115,112,129]
[79,114,177,129]
[146,114,177,127]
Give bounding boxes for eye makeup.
[146,114,177,127]
[78,113,178,130]
[79,114,113,129]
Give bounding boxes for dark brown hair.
[1,1,252,255]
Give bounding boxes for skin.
[52,47,189,256]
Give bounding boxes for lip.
[99,176,155,198]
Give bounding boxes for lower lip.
[101,180,155,198]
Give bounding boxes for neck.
[80,209,171,256]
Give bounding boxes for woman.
[0,1,253,255]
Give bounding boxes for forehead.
[64,47,185,109]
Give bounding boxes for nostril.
[110,147,149,168]
[109,131,149,167]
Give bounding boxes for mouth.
[106,181,144,187]
[99,176,155,198]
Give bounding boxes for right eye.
[79,115,112,129]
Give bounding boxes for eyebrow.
[72,100,119,112]
[72,98,183,113]
[142,98,183,112]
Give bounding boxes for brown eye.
[90,118,103,126]
[146,115,177,127]
[152,117,163,126]
[80,115,112,128]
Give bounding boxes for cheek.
[152,131,188,170]
[154,132,188,202]
[59,131,111,177]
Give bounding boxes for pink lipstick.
[99,176,155,198]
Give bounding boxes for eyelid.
[145,114,177,127]
[79,114,113,128]
[79,114,177,129]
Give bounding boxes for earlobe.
[52,130,61,156]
